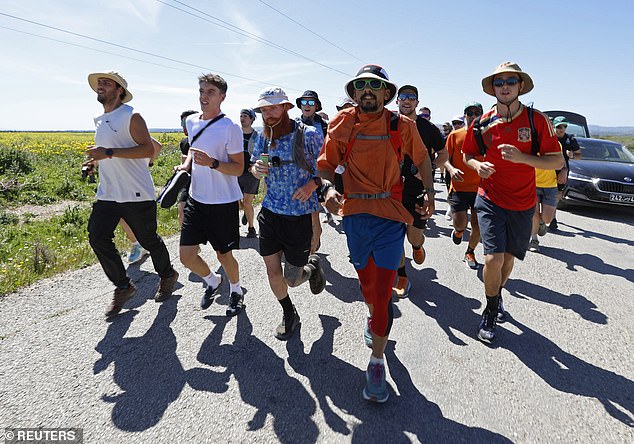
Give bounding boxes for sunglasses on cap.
[352,79,386,90]
[493,77,520,88]
[465,110,483,117]
[398,93,418,101]
[300,99,316,106]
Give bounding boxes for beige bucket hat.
[481,62,533,97]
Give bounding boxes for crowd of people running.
[84,61,569,403]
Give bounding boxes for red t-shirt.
[462,105,561,211]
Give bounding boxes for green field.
[0,132,184,295]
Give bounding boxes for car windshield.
[564,123,587,138]
[577,139,634,163]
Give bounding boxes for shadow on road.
[286,316,511,442]
[540,245,634,284]
[94,296,186,431]
[500,317,634,427]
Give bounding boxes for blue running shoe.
[363,361,389,403]
[128,243,148,264]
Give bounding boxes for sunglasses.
[452,121,465,126]
[420,113,430,118]
[300,99,316,106]
[398,93,418,101]
[465,110,482,117]
[352,79,386,90]
[493,77,520,88]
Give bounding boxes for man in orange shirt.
[318,64,433,403]
[444,102,484,269]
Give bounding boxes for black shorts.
[180,198,240,253]
[238,172,260,195]
[474,195,534,260]
[258,207,312,266]
[402,192,427,229]
[448,191,477,213]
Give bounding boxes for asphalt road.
[1,189,633,443]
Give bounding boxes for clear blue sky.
[1,0,633,130]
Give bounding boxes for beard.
[263,112,293,141]
[358,93,379,113]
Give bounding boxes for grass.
[0,132,185,295]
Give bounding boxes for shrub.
[0,210,19,225]
[0,146,34,174]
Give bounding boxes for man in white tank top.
[175,73,246,317]
[84,71,179,318]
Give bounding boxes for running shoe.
[538,220,548,236]
[464,251,479,270]
[226,292,244,317]
[363,317,373,348]
[127,243,148,264]
[308,254,326,294]
[200,276,223,309]
[549,218,559,232]
[362,361,389,403]
[393,276,411,299]
[477,307,497,343]
[497,294,508,323]
[528,239,540,253]
[246,227,257,238]
[452,229,464,245]
[275,307,300,340]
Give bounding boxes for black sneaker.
[226,292,244,316]
[157,170,190,209]
[549,218,559,232]
[496,295,508,323]
[477,307,497,343]
[246,227,257,238]
[275,308,300,340]
[307,254,326,294]
[200,276,223,310]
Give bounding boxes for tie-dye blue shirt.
[252,122,322,215]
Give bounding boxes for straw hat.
[481,62,533,97]
[88,71,133,103]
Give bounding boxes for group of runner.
[84,61,565,403]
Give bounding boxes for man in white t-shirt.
[85,71,179,318]
[176,73,246,316]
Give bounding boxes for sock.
[397,266,407,277]
[531,234,538,241]
[230,281,242,295]
[466,246,475,254]
[370,355,384,365]
[486,295,500,312]
[278,295,294,317]
[202,272,221,289]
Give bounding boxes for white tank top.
[93,104,155,202]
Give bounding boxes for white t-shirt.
[93,104,155,202]
[186,113,243,204]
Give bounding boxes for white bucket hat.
[253,87,294,113]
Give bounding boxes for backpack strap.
[472,115,488,156]
[527,105,540,155]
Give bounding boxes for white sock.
[202,272,221,288]
[370,355,384,365]
[230,281,242,295]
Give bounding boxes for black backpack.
[473,105,540,156]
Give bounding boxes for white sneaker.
[445,208,453,221]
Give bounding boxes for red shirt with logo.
[462,105,561,211]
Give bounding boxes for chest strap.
[346,192,392,200]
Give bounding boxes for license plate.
[609,194,634,203]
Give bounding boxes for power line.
[156,0,351,77]
[0,12,268,85]
[257,0,363,62]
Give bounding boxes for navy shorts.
[474,195,534,260]
[448,191,477,213]
[180,198,240,253]
[343,214,406,270]
[258,207,312,267]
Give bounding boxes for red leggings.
[357,256,396,337]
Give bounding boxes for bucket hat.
[88,71,133,103]
[345,64,398,105]
[296,90,322,112]
[253,87,294,113]
[481,62,534,97]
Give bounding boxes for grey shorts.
[536,187,558,207]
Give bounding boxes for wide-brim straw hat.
[481,62,534,97]
[345,64,398,105]
[88,71,133,103]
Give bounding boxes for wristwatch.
[105,148,114,159]
[312,176,322,187]
[424,188,436,196]
[209,158,220,169]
